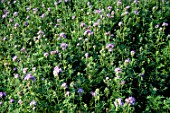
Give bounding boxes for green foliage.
[0,0,170,112]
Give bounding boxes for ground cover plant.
[0,0,170,112]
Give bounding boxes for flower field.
[0,0,170,112]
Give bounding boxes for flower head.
[60,43,68,50]
[24,73,35,81]
[0,92,6,98]
[60,32,66,38]
[85,53,89,58]
[14,23,19,29]
[13,12,18,16]
[50,50,58,55]
[84,29,93,36]
[114,98,124,107]
[80,22,86,27]
[77,88,84,93]
[44,52,49,58]
[90,91,96,97]
[61,82,67,89]
[107,6,112,11]
[23,68,28,74]
[65,91,70,96]
[53,66,62,76]
[30,100,36,106]
[18,99,22,104]
[114,68,122,74]
[106,43,114,52]
[125,58,131,63]
[118,21,123,26]
[131,50,135,56]
[10,99,14,103]
[12,55,17,62]
[162,22,168,27]
[125,96,136,105]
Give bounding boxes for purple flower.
[121,80,125,85]
[93,22,99,27]
[77,88,84,93]
[54,1,58,6]
[40,77,44,81]
[106,43,114,52]
[134,0,139,4]
[94,9,102,14]
[85,53,89,58]
[50,50,58,55]
[14,23,19,29]
[118,21,123,26]
[0,92,3,98]
[10,99,14,103]
[2,37,6,41]
[30,100,36,106]
[80,22,86,27]
[125,96,136,105]
[3,92,6,97]
[12,55,17,61]
[26,16,30,19]
[55,24,60,28]
[107,6,112,11]
[13,12,18,16]
[60,43,68,50]
[0,101,2,105]
[72,16,76,19]
[40,13,45,18]
[26,7,31,11]
[125,58,131,63]
[57,19,62,23]
[61,82,67,89]
[162,22,168,27]
[105,31,110,36]
[24,73,35,81]
[65,91,70,96]
[114,68,122,74]
[14,74,19,78]
[2,14,7,18]
[23,68,28,74]
[155,24,159,28]
[125,6,130,10]
[53,66,62,76]
[110,34,114,37]
[37,30,44,35]
[121,11,129,16]
[131,50,135,56]
[3,10,9,14]
[114,98,124,107]
[48,7,51,12]
[133,10,139,15]
[84,29,93,36]
[107,13,111,18]
[60,32,66,38]
[33,8,38,14]
[18,99,22,104]
[44,52,49,58]
[90,91,96,97]
[20,47,26,52]
[1,0,5,3]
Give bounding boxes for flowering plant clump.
[0,0,170,112]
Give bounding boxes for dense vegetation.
[0,0,170,112]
